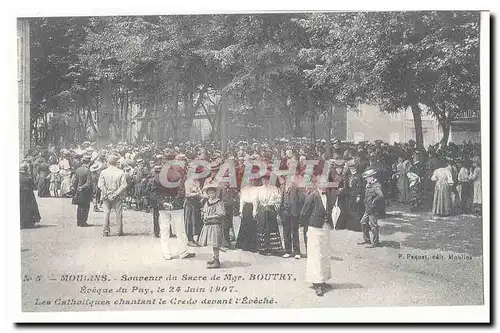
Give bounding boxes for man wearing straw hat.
[357,169,384,248]
[98,154,128,236]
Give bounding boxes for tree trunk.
[122,92,127,142]
[221,92,228,154]
[411,104,424,148]
[170,68,181,142]
[154,100,160,145]
[213,102,223,140]
[326,105,334,156]
[310,113,316,143]
[326,105,333,142]
[307,91,315,143]
[135,105,152,144]
[98,79,112,147]
[201,102,215,127]
[87,105,98,134]
[439,120,451,148]
[76,107,85,142]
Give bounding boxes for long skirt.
[256,206,283,254]
[37,173,50,197]
[345,196,363,231]
[235,202,258,252]
[433,180,452,216]
[183,197,202,239]
[407,182,422,208]
[60,176,73,197]
[473,180,482,204]
[306,224,332,284]
[397,175,410,203]
[20,189,41,228]
[423,176,435,210]
[333,196,348,230]
[159,209,189,259]
[457,182,472,213]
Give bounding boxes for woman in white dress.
[431,162,454,216]
[469,156,482,214]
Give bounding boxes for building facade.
[18,19,31,159]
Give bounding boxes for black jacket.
[300,190,336,229]
[72,165,93,203]
[280,184,305,217]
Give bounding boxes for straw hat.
[347,159,358,168]
[202,182,219,193]
[362,169,377,178]
[49,164,60,173]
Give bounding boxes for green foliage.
[29,12,480,145]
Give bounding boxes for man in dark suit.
[148,164,163,237]
[72,155,93,227]
[279,173,305,259]
[300,176,336,297]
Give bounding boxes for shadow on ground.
[122,232,154,237]
[22,224,57,229]
[380,204,483,256]
[379,240,401,249]
[308,283,364,295]
[220,261,252,269]
[328,283,364,290]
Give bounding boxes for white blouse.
[253,185,281,216]
[239,186,259,214]
[184,180,201,197]
[431,168,454,185]
[458,167,470,182]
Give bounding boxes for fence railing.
[454,110,480,120]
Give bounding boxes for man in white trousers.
[151,160,195,260]
[159,206,195,260]
[299,176,336,296]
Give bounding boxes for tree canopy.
[28,12,480,148]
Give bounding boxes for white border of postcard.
[1,0,491,324]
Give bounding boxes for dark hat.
[19,162,29,173]
[332,159,345,167]
[261,169,272,179]
[211,160,221,170]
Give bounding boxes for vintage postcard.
[11,7,490,323]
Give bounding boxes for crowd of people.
[20,137,482,296]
